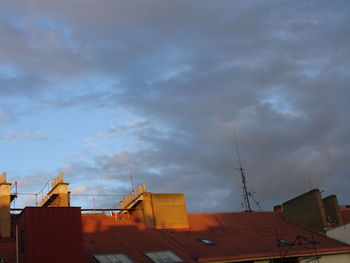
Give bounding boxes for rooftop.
[342,207,350,224]
[1,176,350,263]
[82,210,350,263]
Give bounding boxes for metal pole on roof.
[130,173,135,197]
[275,229,283,259]
[282,236,299,258]
[234,132,252,212]
[310,231,320,263]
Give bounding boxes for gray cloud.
[0,0,349,211]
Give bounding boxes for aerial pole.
[129,173,135,197]
[234,132,252,212]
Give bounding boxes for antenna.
[126,153,135,197]
[120,132,136,197]
[234,132,252,212]
[308,178,313,190]
[129,173,135,197]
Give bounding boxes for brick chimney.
[121,184,189,228]
[282,189,345,232]
[323,195,344,227]
[0,172,12,237]
[39,172,70,207]
[282,189,328,232]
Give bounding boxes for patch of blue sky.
[0,63,19,78]
[146,167,161,175]
[329,66,350,76]
[295,58,327,76]
[302,70,320,78]
[157,124,184,141]
[68,177,130,208]
[2,110,143,209]
[35,17,61,31]
[272,29,291,40]
[34,17,79,50]
[261,94,291,112]
[146,64,192,85]
[0,105,139,174]
[44,75,121,99]
[259,88,303,118]
[0,11,23,29]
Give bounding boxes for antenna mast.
[234,133,252,212]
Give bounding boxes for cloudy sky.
[0,0,349,212]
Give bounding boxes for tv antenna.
[234,132,252,212]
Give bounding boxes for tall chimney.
[282,189,328,232]
[39,172,70,207]
[121,185,189,229]
[323,195,344,227]
[0,172,12,237]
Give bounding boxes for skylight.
[301,237,320,244]
[276,239,292,246]
[198,238,215,245]
[92,253,133,263]
[144,250,184,263]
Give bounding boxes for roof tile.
[82,211,350,263]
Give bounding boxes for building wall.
[133,192,156,227]
[132,192,189,228]
[253,253,350,263]
[17,207,84,263]
[282,189,327,232]
[299,253,350,263]
[151,193,188,228]
[47,183,70,207]
[0,183,11,237]
[326,222,350,245]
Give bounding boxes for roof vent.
[198,238,215,245]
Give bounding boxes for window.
[301,237,320,244]
[198,238,215,245]
[276,239,292,246]
[144,250,184,263]
[92,253,133,263]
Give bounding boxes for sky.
[0,0,349,212]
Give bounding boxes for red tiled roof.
[183,212,350,262]
[82,214,197,263]
[82,211,350,263]
[0,238,16,263]
[341,208,350,224]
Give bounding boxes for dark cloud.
[0,1,349,211]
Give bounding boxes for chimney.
[282,189,328,232]
[121,184,189,228]
[273,205,282,212]
[323,195,344,227]
[0,172,12,237]
[39,172,70,207]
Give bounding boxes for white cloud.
[0,130,47,141]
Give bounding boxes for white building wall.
[253,253,350,263]
[326,222,350,245]
[300,253,350,263]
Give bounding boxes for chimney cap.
[273,205,282,212]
